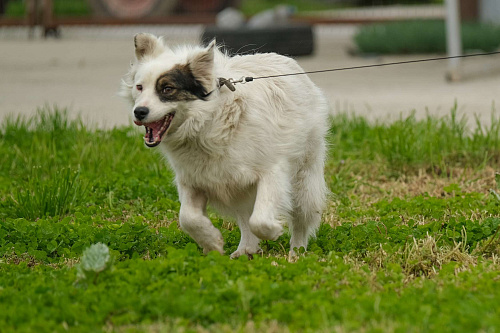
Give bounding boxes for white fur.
[120,34,330,257]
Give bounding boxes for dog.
[120,33,329,258]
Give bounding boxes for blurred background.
[0,0,499,127]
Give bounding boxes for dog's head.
[120,33,216,147]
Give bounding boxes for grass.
[11,166,88,220]
[1,106,500,332]
[240,0,443,16]
[329,106,500,171]
[4,0,91,18]
[355,0,442,4]
[240,0,341,16]
[354,20,500,54]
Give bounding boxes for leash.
[213,50,500,93]
[203,77,250,97]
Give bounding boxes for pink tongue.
[148,119,164,139]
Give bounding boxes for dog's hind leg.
[248,162,291,241]
[178,185,224,255]
[230,213,262,259]
[290,146,327,255]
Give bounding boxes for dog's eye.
[162,86,174,94]
[136,85,143,92]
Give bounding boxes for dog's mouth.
[134,112,176,148]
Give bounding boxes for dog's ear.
[188,40,216,92]
[134,33,163,60]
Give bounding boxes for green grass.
[1,106,500,332]
[354,20,500,54]
[11,166,88,220]
[356,0,442,4]
[4,0,91,18]
[239,0,443,16]
[240,0,339,16]
[329,106,500,173]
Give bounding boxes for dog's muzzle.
[134,111,176,148]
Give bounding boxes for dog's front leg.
[230,213,262,259]
[178,185,224,254]
[248,163,291,241]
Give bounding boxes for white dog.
[120,33,329,258]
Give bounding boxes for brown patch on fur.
[155,64,209,102]
[188,41,215,92]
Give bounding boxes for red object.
[460,0,479,21]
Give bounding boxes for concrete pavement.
[0,25,499,128]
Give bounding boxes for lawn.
[4,0,91,17]
[354,20,500,54]
[1,106,500,332]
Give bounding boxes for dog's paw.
[249,218,283,241]
[202,233,225,255]
[288,246,305,260]
[230,247,263,259]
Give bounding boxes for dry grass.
[324,166,497,228]
[113,320,294,333]
[343,234,485,285]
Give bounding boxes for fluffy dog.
[120,33,329,258]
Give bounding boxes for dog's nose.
[134,106,149,121]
